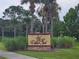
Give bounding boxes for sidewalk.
[0,50,38,59]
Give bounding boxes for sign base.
[28,45,51,51]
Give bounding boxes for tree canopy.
[64,4,79,40]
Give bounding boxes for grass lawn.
[0,42,7,59]
[0,42,6,50]
[0,39,79,59]
[16,43,79,59]
[0,57,6,59]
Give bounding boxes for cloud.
[0,0,21,17]
[57,0,79,20]
[0,0,79,20]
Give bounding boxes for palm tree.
[21,0,35,33]
[50,0,60,36]
[44,0,59,36]
[33,19,42,32]
[22,10,32,36]
[21,0,59,36]
[36,0,59,35]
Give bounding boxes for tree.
[54,20,65,36]
[0,18,12,38]
[48,0,59,36]
[0,18,5,38]
[64,4,79,40]
[37,0,59,36]
[33,19,42,32]
[21,0,36,32]
[21,0,59,36]
[3,6,27,37]
[22,10,32,36]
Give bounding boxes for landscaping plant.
[2,36,27,51]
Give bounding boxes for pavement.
[0,50,38,59]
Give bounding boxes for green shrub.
[51,37,58,48]
[52,36,75,48]
[2,38,15,51]
[0,36,2,42]
[61,36,75,48]
[2,36,27,51]
[13,36,27,50]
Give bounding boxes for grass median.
[16,42,79,59]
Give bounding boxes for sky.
[0,0,79,20]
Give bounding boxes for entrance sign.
[28,33,51,51]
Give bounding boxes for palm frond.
[21,0,28,4]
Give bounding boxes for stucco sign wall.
[28,33,51,51]
[28,35,51,45]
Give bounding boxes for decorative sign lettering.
[28,34,51,46]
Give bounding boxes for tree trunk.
[13,27,16,38]
[51,17,54,37]
[29,1,35,33]
[26,25,29,37]
[42,16,45,33]
[45,19,48,33]
[30,19,34,33]
[2,27,4,39]
[42,24,45,33]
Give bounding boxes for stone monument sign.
[28,33,51,51]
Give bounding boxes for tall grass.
[0,36,2,42]
[52,36,75,48]
[2,36,76,51]
[2,36,27,51]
